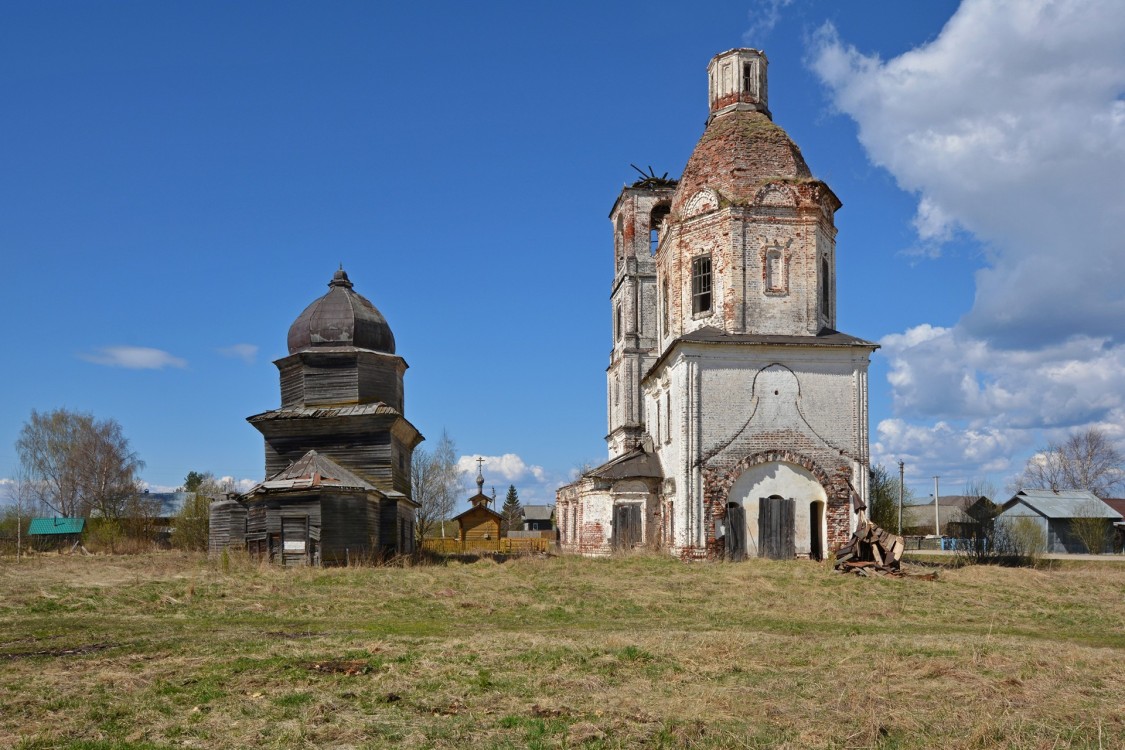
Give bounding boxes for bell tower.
[605,171,676,458]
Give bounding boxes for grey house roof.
[522,505,555,521]
[1001,489,1123,520]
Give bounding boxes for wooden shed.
[207,499,247,555]
[28,517,85,551]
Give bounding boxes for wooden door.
[758,497,795,560]
[726,503,747,561]
[281,515,310,567]
[613,504,641,551]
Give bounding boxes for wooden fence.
[422,537,549,555]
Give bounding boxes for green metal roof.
[28,518,86,535]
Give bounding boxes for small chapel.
[209,268,423,565]
[557,49,878,560]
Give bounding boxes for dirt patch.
[2,642,117,659]
[307,659,373,675]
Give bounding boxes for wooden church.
[210,268,422,565]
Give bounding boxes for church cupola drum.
[210,268,423,565]
[557,49,877,561]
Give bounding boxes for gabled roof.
[522,505,555,521]
[452,503,502,522]
[28,518,85,535]
[245,450,380,495]
[1001,489,1123,520]
[904,495,985,509]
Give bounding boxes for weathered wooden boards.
[834,520,905,577]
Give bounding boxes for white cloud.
[743,0,793,44]
[454,453,562,506]
[219,476,258,493]
[810,0,1125,482]
[218,343,258,365]
[811,1,1125,346]
[457,453,547,483]
[80,345,187,370]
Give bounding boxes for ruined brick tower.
[558,49,877,560]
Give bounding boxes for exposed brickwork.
[559,48,875,562]
[702,448,852,556]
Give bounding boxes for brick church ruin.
[557,49,878,560]
[210,268,422,565]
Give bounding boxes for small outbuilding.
[998,489,1123,554]
[520,505,555,532]
[28,517,85,551]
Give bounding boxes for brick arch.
[702,450,853,555]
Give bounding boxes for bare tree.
[3,468,34,561]
[961,478,998,501]
[15,408,145,519]
[1014,428,1124,497]
[1069,500,1111,554]
[172,472,234,551]
[412,431,464,543]
[868,464,910,532]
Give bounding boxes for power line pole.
[898,460,904,536]
[933,476,941,538]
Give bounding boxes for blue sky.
[3,0,1123,509]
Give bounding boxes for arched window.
[615,302,622,342]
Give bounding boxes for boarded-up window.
[766,248,784,292]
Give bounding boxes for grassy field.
[1,552,1122,749]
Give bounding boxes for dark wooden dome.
[286,268,396,355]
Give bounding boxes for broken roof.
[584,448,663,480]
[244,450,379,495]
[247,402,402,423]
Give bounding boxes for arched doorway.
[726,461,828,560]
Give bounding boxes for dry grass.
[1,551,1122,749]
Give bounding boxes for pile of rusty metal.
[834,483,905,577]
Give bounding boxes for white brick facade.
[559,49,877,559]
